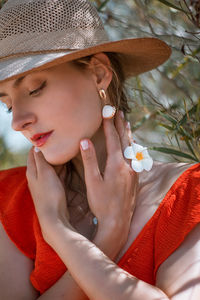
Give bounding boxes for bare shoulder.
[138,160,196,203]
[136,160,196,208]
[139,160,196,187]
[152,161,200,299]
[156,222,200,299]
[0,221,39,299]
[115,161,197,262]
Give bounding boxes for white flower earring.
[99,89,116,119]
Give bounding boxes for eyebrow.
[0,75,26,97]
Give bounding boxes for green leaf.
[179,104,198,126]
[178,125,193,140]
[184,139,198,160]
[150,146,199,161]
[174,133,181,150]
[170,47,200,78]
[98,0,110,11]
[136,76,145,105]
[159,123,174,131]
[156,0,188,13]
[158,111,177,125]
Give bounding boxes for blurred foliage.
[0,136,28,169]
[0,0,7,8]
[92,0,200,163]
[0,0,200,170]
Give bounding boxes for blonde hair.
[66,52,131,220]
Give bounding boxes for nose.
[11,108,37,131]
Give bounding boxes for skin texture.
[0,53,137,223]
[0,54,109,171]
[0,53,139,299]
[0,53,199,299]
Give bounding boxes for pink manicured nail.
[34,147,40,153]
[80,140,89,150]
[126,121,131,129]
[120,110,124,118]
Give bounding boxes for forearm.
[43,223,169,300]
[37,224,121,300]
[37,271,89,300]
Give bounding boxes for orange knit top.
[0,163,200,295]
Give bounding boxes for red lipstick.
[31,131,53,147]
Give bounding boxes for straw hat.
[0,0,171,84]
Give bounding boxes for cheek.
[40,81,103,164]
[75,84,104,136]
[53,79,102,132]
[73,87,103,132]
[46,76,101,118]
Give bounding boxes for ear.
[89,53,113,91]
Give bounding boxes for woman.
[0,0,199,299]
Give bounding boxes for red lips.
[31,131,53,142]
[30,130,54,147]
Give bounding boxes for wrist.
[39,215,76,245]
[98,216,130,242]
[92,220,127,260]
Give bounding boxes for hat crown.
[1,0,36,9]
[0,0,109,59]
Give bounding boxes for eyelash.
[6,81,47,114]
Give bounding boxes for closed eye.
[6,81,47,113]
[29,81,46,96]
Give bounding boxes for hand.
[26,147,70,230]
[80,111,138,241]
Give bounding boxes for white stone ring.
[123,141,153,173]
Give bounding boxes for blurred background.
[0,0,199,170]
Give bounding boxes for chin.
[43,153,72,166]
[41,144,80,166]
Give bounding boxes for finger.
[26,147,37,179]
[103,115,124,163]
[33,148,55,177]
[126,121,134,142]
[114,110,133,165]
[54,164,65,176]
[80,139,103,185]
[58,165,67,185]
[56,165,67,197]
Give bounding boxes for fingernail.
[126,121,131,129]
[34,147,40,153]
[80,140,89,150]
[120,110,124,119]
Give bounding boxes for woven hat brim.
[0,37,171,83]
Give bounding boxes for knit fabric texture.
[0,163,199,295]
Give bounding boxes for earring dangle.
[99,89,116,119]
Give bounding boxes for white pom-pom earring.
[99,89,116,119]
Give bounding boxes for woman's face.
[0,54,112,165]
